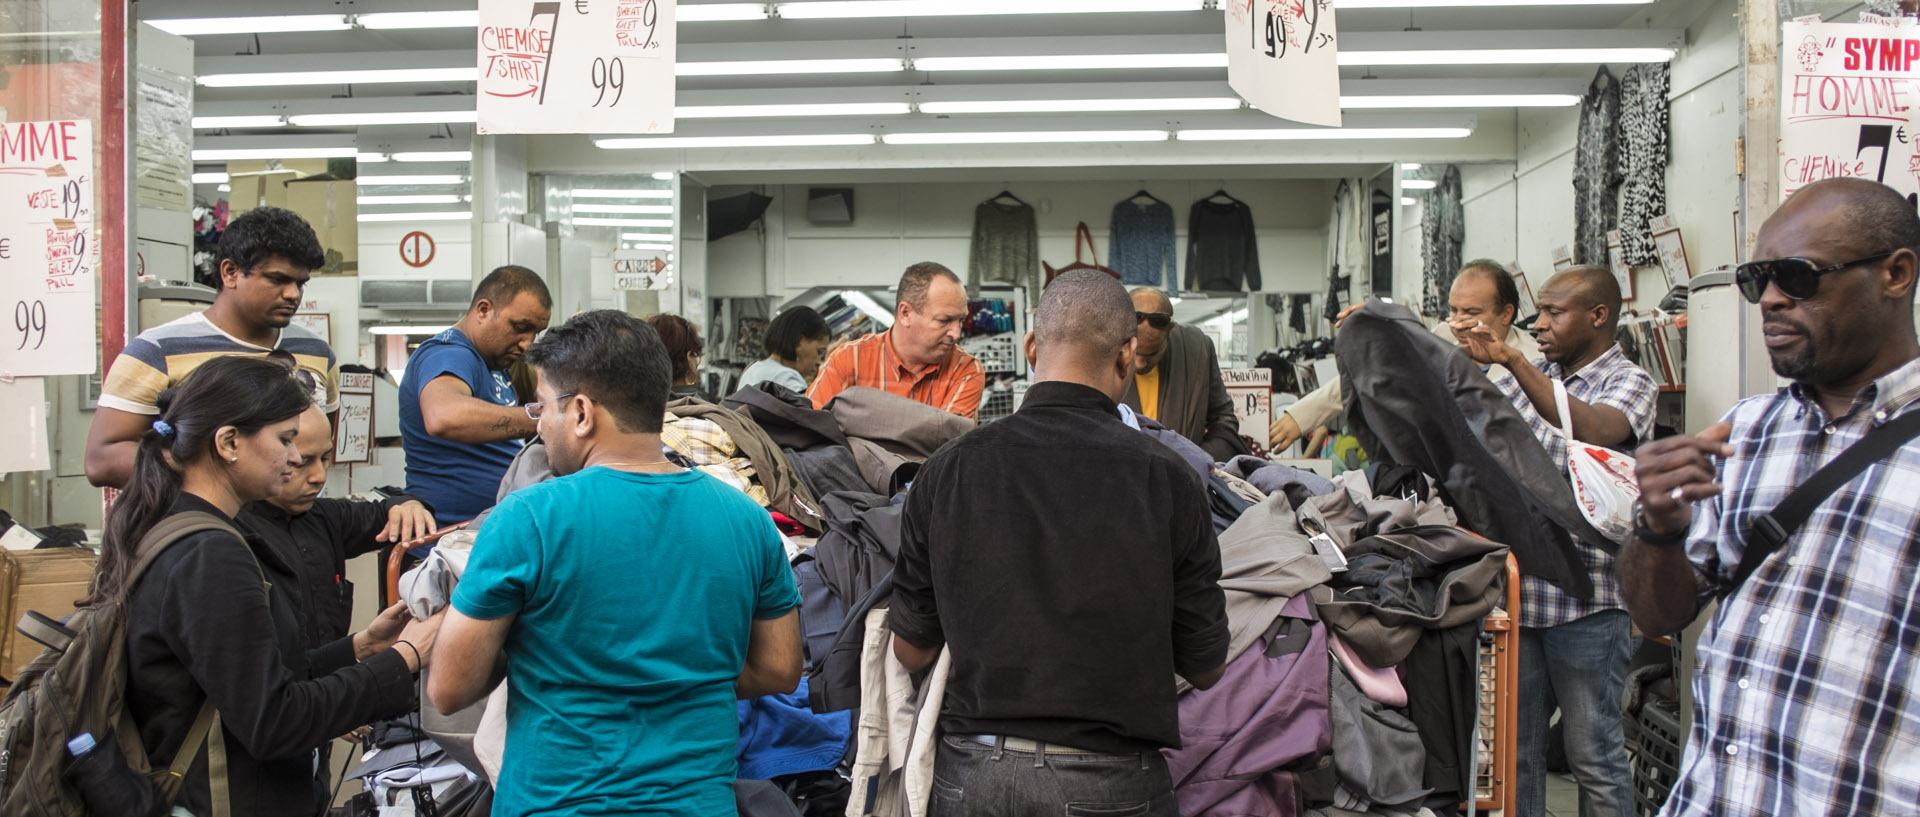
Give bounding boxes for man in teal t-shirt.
[429,310,803,817]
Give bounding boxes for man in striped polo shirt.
[86,206,338,487]
[809,262,985,420]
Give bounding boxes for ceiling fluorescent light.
[681,3,770,20]
[575,217,676,227]
[359,194,467,205]
[652,172,676,180]
[574,203,675,214]
[621,233,675,241]
[597,134,876,148]
[777,0,1204,18]
[1343,93,1579,108]
[148,15,351,36]
[575,188,674,198]
[191,115,287,129]
[355,11,480,29]
[881,129,1167,145]
[357,152,390,163]
[1176,127,1471,141]
[292,110,481,127]
[1339,0,1648,7]
[198,67,479,88]
[1400,162,1422,170]
[392,151,473,163]
[358,212,473,223]
[915,53,1226,71]
[192,172,230,184]
[356,174,467,186]
[367,325,453,336]
[840,290,895,327]
[1401,179,1438,189]
[1339,48,1673,66]
[1401,197,1417,205]
[218,184,231,192]
[919,97,1240,114]
[677,102,912,118]
[191,147,358,161]
[677,59,905,76]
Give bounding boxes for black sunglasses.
[1136,311,1173,329]
[1734,251,1894,303]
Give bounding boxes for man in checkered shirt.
[1458,265,1658,817]
[1625,178,1920,815]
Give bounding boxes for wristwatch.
[1632,500,1688,547]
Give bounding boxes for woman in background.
[648,313,719,403]
[739,306,832,393]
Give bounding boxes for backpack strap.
[1734,409,1920,591]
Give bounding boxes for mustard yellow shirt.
[1136,367,1161,421]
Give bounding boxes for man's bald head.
[1033,271,1141,401]
[1130,287,1174,315]
[1531,264,1622,366]
[1544,265,1623,329]
[1768,178,1920,270]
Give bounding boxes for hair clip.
[151,419,175,438]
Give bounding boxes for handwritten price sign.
[1225,0,1342,128]
[0,120,96,377]
[477,0,676,135]
[1779,19,1920,206]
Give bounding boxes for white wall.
[721,179,1337,297]
[1452,0,1742,307]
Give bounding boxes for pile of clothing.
[1159,465,1510,817]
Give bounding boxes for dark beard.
[1769,341,1816,381]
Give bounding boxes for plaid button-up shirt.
[1491,343,1658,628]
[1660,355,1920,817]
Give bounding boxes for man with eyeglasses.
[87,205,340,488]
[1122,287,1244,462]
[399,265,553,527]
[1454,264,1657,817]
[1622,177,1920,816]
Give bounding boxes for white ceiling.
[150,0,1716,187]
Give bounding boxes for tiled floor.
[1545,772,1581,817]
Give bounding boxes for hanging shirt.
[1136,366,1162,421]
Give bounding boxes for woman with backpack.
[102,355,444,816]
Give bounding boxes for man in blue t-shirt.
[399,265,553,525]
[428,309,803,817]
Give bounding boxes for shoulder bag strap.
[1551,376,1577,471]
[1734,409,1920,591]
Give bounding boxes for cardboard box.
[0,547,96,683]
[226,159,328,215]
[285,178,359,276]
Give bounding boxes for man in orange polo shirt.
[809,262,986,419]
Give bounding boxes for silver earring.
[228,456,238,464]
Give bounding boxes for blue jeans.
[928,734,1178,817]
[1517,610,1636,817]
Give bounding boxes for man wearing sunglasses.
[1123,287,1245,462]
[1455,264,1657,817]
[1622,177,1920,816]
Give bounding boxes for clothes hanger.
[1128,188,1163,204]
[989,189,1026,206]
[1205,188,1241,204]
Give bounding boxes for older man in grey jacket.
[1122,287,1245,462]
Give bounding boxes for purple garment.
[1163,594,1332,817]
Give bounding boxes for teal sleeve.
[452,493,541,620]
[754,517,801,620]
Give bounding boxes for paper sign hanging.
[477,0,676,135]
[1221,368,1274,449]
[612,249,672,291]
[0,120,97,377]
[1779,19,1920,203]
[1225,0,1343,128]
[0,377,51,474]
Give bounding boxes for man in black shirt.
[239,405,436,655]
[890,269,1229,817]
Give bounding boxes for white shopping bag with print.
[1553,378,1640,543]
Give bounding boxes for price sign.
[1221,368,1274,449]
[613,249,672,290]
[0,120,97,377]
[1225,0,1342,128]
[334,372,375,464]
[477,0,676,135]
[1779,18,1920,205]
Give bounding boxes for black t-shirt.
[888,381,1229,753]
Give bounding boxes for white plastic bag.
[1553,378,1640,543]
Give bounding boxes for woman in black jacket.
[101,356,443,817]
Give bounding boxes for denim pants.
[1517,609,1636,817]
[928,734,1178,817]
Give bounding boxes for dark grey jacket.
[1123,323,1247,463]
[1335,301,1612,599]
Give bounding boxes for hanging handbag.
[1043,222,1120,286]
